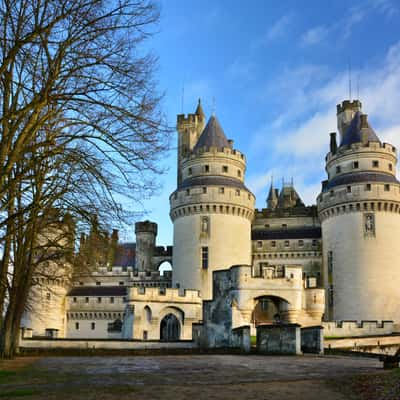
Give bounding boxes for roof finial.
[291,177,294,187]
[212,96,216,116]
[348,58,352,101]
[181,82,185,113]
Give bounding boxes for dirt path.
[0,354,393,400]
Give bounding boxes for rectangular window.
[336,166,341,173]
[186,189,190,196]
[201,247,209,269]
[91,322,95,330]
[222,165,228,173]
[328,285,334,307]
[365,184,371,191]
[298,240,304,247]
[73,297,77,303]
[271,241,276,247]
[85,297,89,303]
[328,251,333,274]
[389,163,393,171]
[353,161,359,169]
[97,297,102,303]
[282,224,287,228]
[330,190,334,197]
[237,170,241,177]
[384,184,390,191]
[96,281,101,286]
[188,167,192,175]
[235,189,240,196]
[202,187,207,194]
[312,239,318,247]
[284,240,290,247]
[347,186,351,193]
[204,165,209,173]
[373,160,379,168]
[257,241,262,248]
[79,282,84,286]
[75,322,79,330]
[219,187,225,194]
[110,297,114,303]
[119,281,124,285]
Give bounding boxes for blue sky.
[124,0,400,245]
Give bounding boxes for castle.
[20,99,400,343]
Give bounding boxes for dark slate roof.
[340,111,380,147]
[68,286,127,297]
[252,227,321,240]
[193,115,230,152]
[323,172,399,192]
[179,175,247,190]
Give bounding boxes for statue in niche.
[201,216,209,234]
[364,213,375,236]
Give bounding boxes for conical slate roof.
[195,98,205,119]
[340,111,380,147]
[193,115,230,152]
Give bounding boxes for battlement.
[184,146,245,162]
[128,287,201,303]
[177,113,202,127]
[91,266,133,276]
[336,99,362,114]
[323,320,394,338]
[326,140,397,163]
[135,220,157,235]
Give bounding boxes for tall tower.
[135,221,157,272]
[318,100,400,322]
[170,106,255,299]
[176,99,205,185]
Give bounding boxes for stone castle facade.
[20,99,400,342]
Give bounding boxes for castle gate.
[160,314,180,341]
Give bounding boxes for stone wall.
[301,326,324,354]
[323,320,394,338]
[256,324,301,355]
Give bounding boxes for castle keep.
[21,99,400,343]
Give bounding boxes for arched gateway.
[160,313,180,341]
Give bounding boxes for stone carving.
[364,213,375,237]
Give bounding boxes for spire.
[193,115,230,152]
[267,177,278,210]
[195,98,205,120]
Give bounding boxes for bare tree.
[0,0,170,358]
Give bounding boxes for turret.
[176,99,206,185]
[318,100,400,323]
[336,99,362,140]
[266,182,278,209]
[135,221,157,272]
[170,111,255,299]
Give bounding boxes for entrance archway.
[158,260,172,276]
[252,296,289,326]
[160,313,180,341]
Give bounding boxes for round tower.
[318,100,400,322]
[21,211,74,338]
[135,220,157,272]
[170,111,255,300]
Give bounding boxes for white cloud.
[301,26,329,46]
[252,13,293,48]
[301,0,398,46]
[248,39,400,206]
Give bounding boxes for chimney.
[329,132,337,154]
